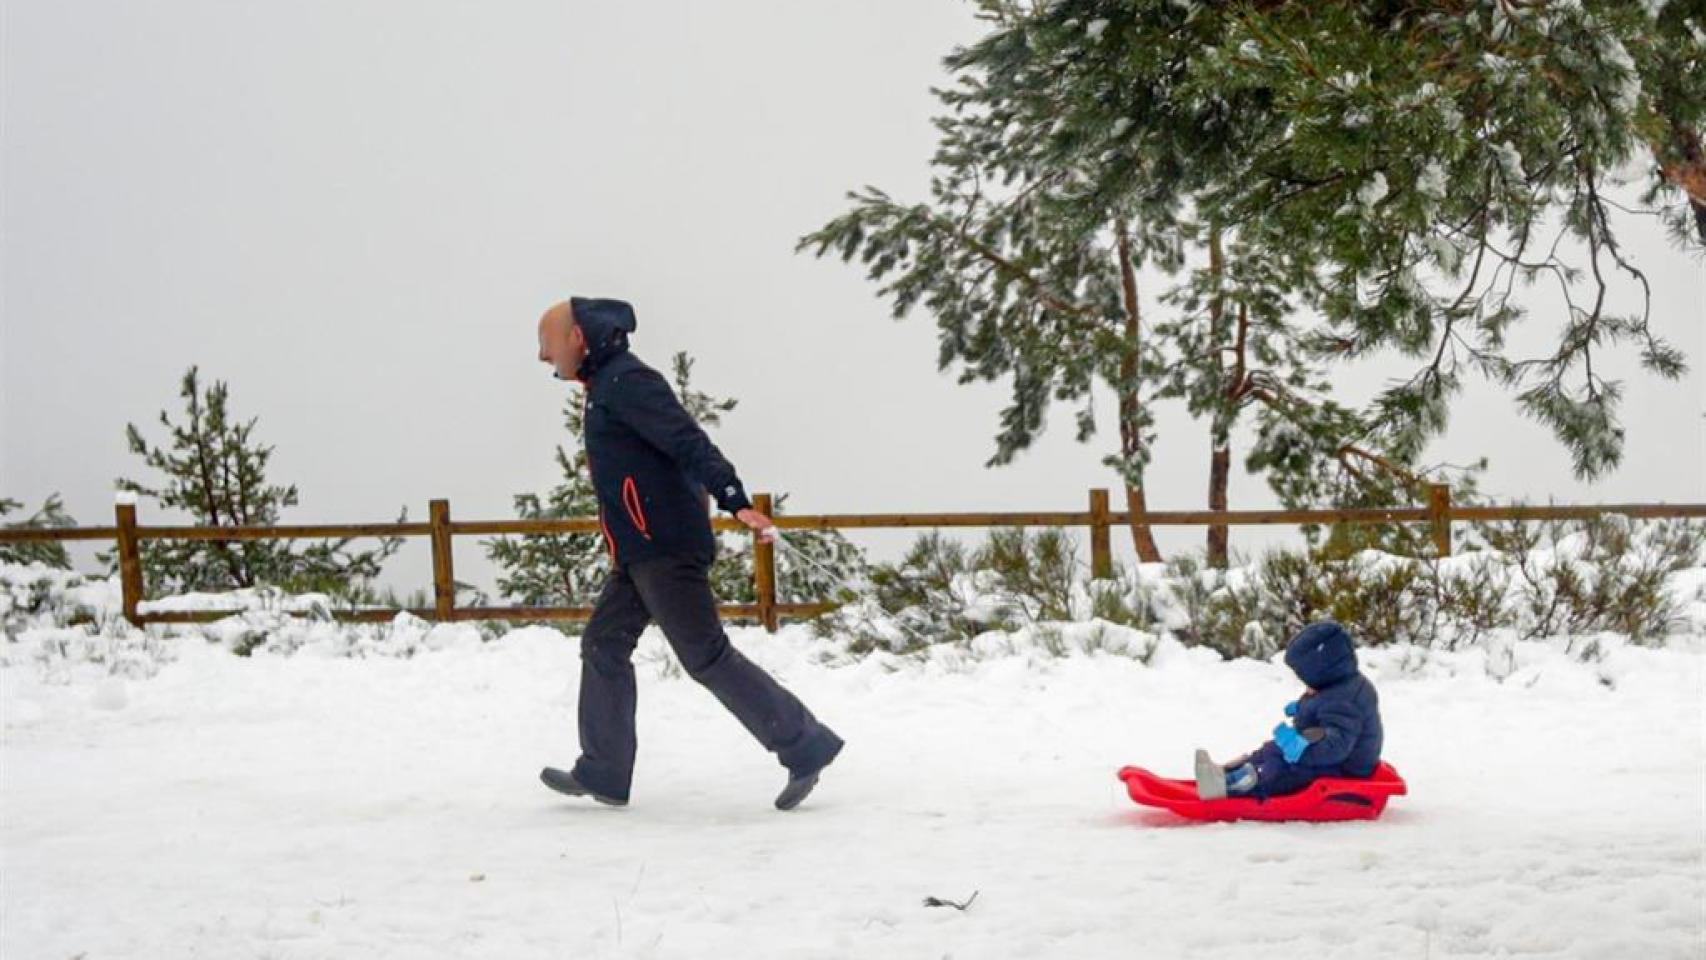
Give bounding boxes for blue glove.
[1283,700,1299,718]
[1273,723,1310,764]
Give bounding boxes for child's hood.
[1284,621,1359,689]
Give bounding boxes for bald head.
[538,300,587,381]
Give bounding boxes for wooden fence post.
[1089,488,1113,579]
[430,499,456,621]
[115,501,144,626]
[753,493,778,633]
[1427,484,1453,557]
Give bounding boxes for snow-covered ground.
[4,622,1703,959]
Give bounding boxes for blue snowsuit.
[1242,622,1383,799]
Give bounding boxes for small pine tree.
[709,492,871,608]
[670,354,867,608]
[0,494,77,569]
[482,389,607,608]
[109,367,404,600]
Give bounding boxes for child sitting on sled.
[1195,621,1384,801]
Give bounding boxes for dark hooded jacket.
[571,297,752,567]
[1282,621,1384,778]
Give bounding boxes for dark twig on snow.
[923,891,981,912]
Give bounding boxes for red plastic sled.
[1117,762,1407,822]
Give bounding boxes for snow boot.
[1195,749,1228,801]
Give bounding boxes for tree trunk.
[186,378,251,589]
[1648,125,1706,244]
[1115,218,1162,563]
[1123,483,1162,563]
[1205,228,1231,568]
[1207,440,1231,568]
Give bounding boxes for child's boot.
[1194,749,1228,800]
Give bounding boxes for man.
[535,297,844,811]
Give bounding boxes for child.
[1195,621,1383,801]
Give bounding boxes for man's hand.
[737,508,779,543]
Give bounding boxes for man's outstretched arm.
[607,366,757,517]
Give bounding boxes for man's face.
[537,302,587,381]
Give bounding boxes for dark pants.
[1238,743,1330,799]
[570,552,841,802]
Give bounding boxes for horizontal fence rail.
[3,488,1702,632]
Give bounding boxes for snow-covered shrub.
[1265,549,1433,647]
[819,528,1165,654]
[2,565,121,636]
[8,515,1697,672]
[1425,554,1510,649]
[977,528,1078,623]
[1166,553,1272,658]
[819,533,987,653]
[1,566,176,679]
[1471,515,1701,645]
[1027,620,1162,663]
[197,609,482,659]
[1165,517,1704,659]
[1167,549,1435,656]
[818,530,1180,655]
[17,625,177,681]
[2,561,494,677]
[1086,569,1155,630]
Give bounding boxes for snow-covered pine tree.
[798,46,1179,560]
[669,353,868,608]
[483,389,605,608]
[810,0,1697,563]
[995,0,1697,483]
[0,494,77,569]
[1150,225,1397,564]
[800,1,1390,566]
[110,367,404,600]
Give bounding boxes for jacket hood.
[1284,621,1359,689]
[571,297,637,379]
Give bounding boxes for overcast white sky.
[4,1,1702,595]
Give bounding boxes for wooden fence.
[3,487,1702,632]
